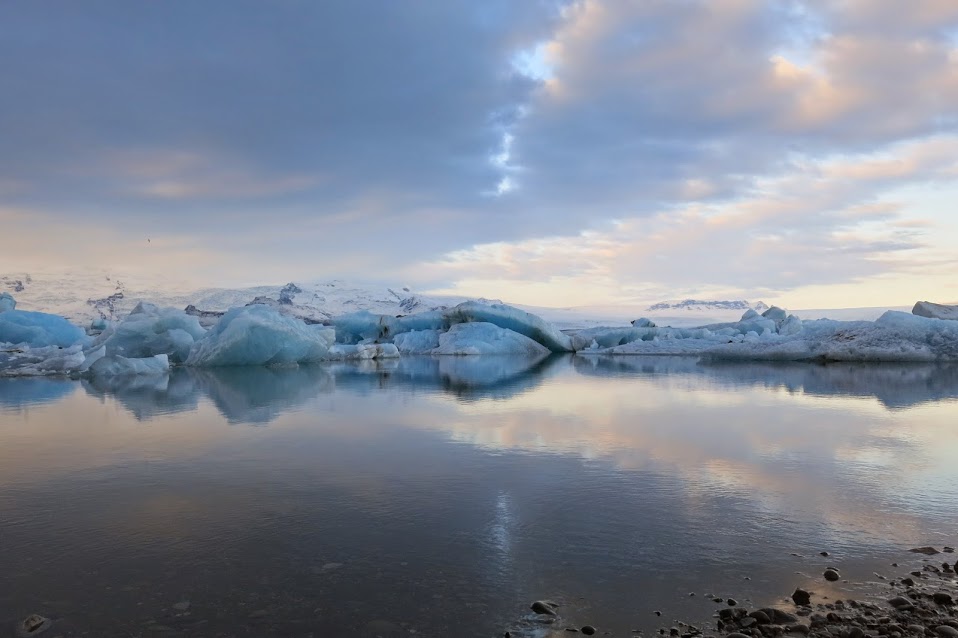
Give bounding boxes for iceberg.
[913,301,958,321]
[92,302,207,364]
[434,322,551,356]
[185,304,333,367]
[0,300,87,349]
[442,302,573,352]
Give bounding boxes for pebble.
[936,627,958,638]
[887,597,913,611]
[728,599,738,607]
[824,569,841,582]
[933,592,954,605]
[172,601,191,612]
[848,628,864,638]
[910,547,940,555]
[749,611,771,624]
[530,601,558,616]
[726,634,751,638]
[581,626,596,636]
[901,578,915,587]
[793,589,812,606]
[15,615,51,637]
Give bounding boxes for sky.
[2,0,957,309]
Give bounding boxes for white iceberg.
[913,301,958,321]
[89,354,170,377]
[434,322,551,356]
[185,304,333,367]
[92,302,207,364]
[442,302,573,352]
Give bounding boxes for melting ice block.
[434,322,551,356]
[186,305,333,367]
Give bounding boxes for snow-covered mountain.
[646,299,770,313]
[0,271,497,326]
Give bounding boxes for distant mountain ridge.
[0,271,495,325]
[646,299,770,313]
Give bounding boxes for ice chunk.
[393,329,441,354]
[326,343,400,360]
[434,322,551,356]
[186,304,333,367]
[89,354,169,377]
[0,309,87,348]
[93,302,207,364]
[442,302,573,352]
[761,306,788,325]
[0,344,87,377]
[0,292,16,312]
[632,318,656,328]
[913,301,958,321]
[779,314,803,336]
[570,327,650,351]
[740,309,759,321]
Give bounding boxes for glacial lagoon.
[1,356,957,636]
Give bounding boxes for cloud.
[1,1,957,304]
[419,135,958,305]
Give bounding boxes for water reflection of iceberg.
[0,377,75,410]
[186,366,334,425]
[82,368,200,419]
[326,354,562,401]
[573,355,958,409]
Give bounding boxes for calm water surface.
[1,356,957,637]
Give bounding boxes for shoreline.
[509,547,958,638]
